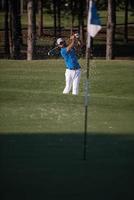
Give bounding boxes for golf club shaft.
[48,46,59,55]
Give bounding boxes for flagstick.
[83,36,91,160]
[83,0,102,160]
[83,0,91,161]
[83,49,91,160]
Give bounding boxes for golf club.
[48,33,80,56]
[48,46,59,56]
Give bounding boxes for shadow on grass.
[0,133,134,200]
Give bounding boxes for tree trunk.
[79,0,84,43]
[17,0,23,45]
[53,0,57,39]
[106,0,115,60]
[0,0,5,10]
[21,0,23,15]
[9,0,21,59]
[38,0,43,37]
[9,0,13,58]
[27,0,36,60]
[70,0,75,35]
[4,0,10,58]
[124,0,129,43]
[57,0,61,37]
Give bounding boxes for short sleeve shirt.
[60,47,80,69]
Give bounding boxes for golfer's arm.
[66,39,75,52]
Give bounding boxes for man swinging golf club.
[57,33,82,95]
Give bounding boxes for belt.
[67,67,81,70]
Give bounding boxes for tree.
[53,0,57,39]
[78,0,85,43]
[130,0,134,8]
[8,0,22,51]
[70,0,75,34]
[4,0,10,58]
[27,0,36,60]
[0,0,5,10]
[124,0,129,43]
[57,0,61,36]
[17,0,23,45]
[106,0,116,59]
[8,0,21,59]
[20,0,23,14]
[8,0,13,58]
[38,0,43,37]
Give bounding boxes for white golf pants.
[63,68,81,95]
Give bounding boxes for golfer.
[57,34,81,95]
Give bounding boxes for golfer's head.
[57,38,65,48]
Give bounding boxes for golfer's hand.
[70,35,75,40]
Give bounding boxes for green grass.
[0,59,134,134]
[0,59,134,200]
[100,10,134,25]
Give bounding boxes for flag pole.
[83,46,91,160]
[83,0,91,161]
[83,0,101,160]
